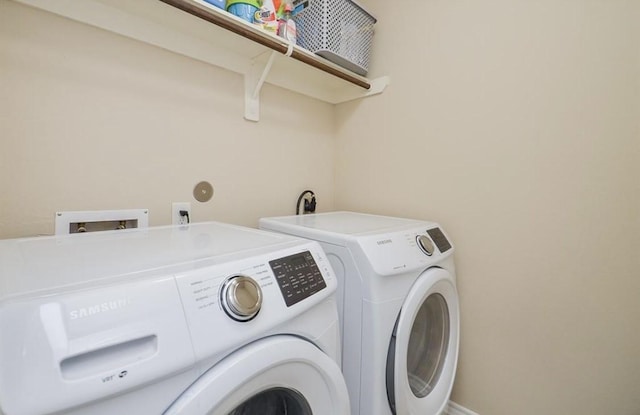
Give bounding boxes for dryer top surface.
[260,211,437,242]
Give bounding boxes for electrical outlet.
[172,202,191,225]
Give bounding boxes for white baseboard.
[445,401,480,415]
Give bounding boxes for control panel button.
[416,235,435,256]
[220,275,262,321]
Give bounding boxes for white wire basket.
[295,0,376,76]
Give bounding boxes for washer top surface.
[0,221,303,300]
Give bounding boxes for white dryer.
[260,211,460,415]
[0,222,350,415]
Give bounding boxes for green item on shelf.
[226,0,261,9]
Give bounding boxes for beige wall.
[336,1,640,414]
[0,0,335,238]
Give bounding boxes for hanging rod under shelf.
[159,0,372,90]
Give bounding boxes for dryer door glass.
[388,269,459,415]
[407,293,450,398]
[228,387,311,415]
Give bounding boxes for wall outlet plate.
[172,202,191,225]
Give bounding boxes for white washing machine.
[0,222,350,415]
[260,211,460,415]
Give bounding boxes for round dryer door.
[386,267,460,415]
[164,335,350,415]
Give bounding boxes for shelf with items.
[12,0,389,121]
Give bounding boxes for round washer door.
[388,267,459,415]
[164,335,350,415]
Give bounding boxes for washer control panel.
[269,251,327,307]
[174,242,336,361]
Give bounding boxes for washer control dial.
[416,235,435,256]
[220,275,262,321]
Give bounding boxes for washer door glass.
[228,387,311,415]
[164,335,350,415]
[406,293,450,398]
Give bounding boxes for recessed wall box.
[54,209,149,235]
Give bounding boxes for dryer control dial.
[416,235,435,256]
[220,275,262,321]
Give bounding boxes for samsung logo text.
[69,299,131,320]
